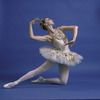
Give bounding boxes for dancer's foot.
[31,76,46,84]
[3,81,18,88]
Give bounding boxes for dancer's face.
[45,18,54,26]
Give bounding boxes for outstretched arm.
[58,26,78,47]
[29,17,52,42]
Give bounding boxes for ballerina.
[3,17,83,88]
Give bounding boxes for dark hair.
[39,18,47,31]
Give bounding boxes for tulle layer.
[39,46,83,66]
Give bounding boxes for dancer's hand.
[30,17,40,24]
[65,40,75,47]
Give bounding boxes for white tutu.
[39,46,83,66]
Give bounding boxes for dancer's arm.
[58,26,78,47]
[29,18,52,42]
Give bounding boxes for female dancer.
[3,17,83,88]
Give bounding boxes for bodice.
[49,28,70,53]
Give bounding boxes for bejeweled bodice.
[49,28,70,53]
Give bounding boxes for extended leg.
[3,60,56,88]
[44,64,69,85]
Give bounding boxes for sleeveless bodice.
[49,28,70,53]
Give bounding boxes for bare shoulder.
[57,25,78,31]
[56,26,64,32]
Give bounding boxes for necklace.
[49,28,58,34]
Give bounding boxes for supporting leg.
[58,64,69,85]
[44,64,69,85]
[3,60,56,88]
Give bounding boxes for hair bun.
[39,18,47,31]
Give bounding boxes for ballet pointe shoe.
[31,76,46,84]
[3,81,18,88]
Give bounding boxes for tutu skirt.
[39,46,83,66]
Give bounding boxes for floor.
[1,62,100,100]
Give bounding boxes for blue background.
[0,0,100,99]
